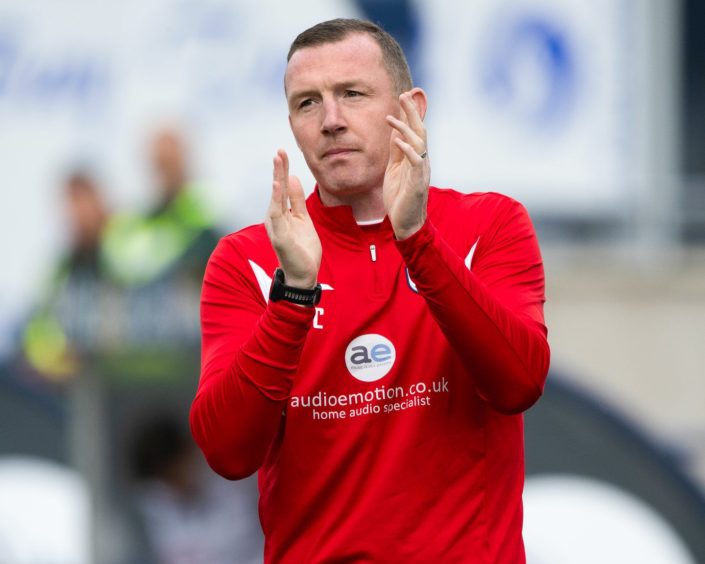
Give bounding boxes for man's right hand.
[265,149,322,289]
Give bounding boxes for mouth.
[322,148,358,159]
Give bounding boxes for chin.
[318,168,383,194]
[321,178,374,198]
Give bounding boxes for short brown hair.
[287,18,413,94]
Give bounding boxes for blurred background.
[0,0,703,562]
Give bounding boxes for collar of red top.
[305,186,396,249]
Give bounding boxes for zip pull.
[369,244,377,262]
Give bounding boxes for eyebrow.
[287,80,372,105]
[287,89,318,104]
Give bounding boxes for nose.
[320,98,346,135]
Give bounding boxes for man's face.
[151,130,186,199]
[285,33,399,200]
[66,179,105,246]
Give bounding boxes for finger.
[273,151,285,184]
[393,137,425,166]
[269,178,285,221]
[386,115,423,153]
[400,92,426,140]
[268,185,290,246]
[267,182,288,241]
[288,175,307,215]
[273,154,288,215]
[387,134,403,167]
[279,149,294,214]
[392,102,426,153]
[387,120,405,161]
[279,149,290,181]
[270,157,282,216]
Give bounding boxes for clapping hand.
[265,149,322,289]
[384,90,430,240]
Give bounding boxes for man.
[191,18,549,563]
[23,169,111,380]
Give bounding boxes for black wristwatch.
[269,268,322,307]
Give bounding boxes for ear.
[288,115,303,150]
[408,87,428,121]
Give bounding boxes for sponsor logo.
[344,334,396,382]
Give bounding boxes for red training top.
[191,187,550,563]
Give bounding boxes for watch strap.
[269,268,322,306]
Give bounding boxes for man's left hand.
[384,89,430,240]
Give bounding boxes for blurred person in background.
[129,415,263,564]
[102,127,219,288]
[61,170,110,276]
[22,169,112,381]
[191,18,549,563]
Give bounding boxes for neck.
[317,186,385,222]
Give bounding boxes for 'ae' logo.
[344,334,396,382]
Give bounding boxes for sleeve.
[189,237,315,479]
[395,197,550,414]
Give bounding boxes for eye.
[344,90,362,98]
[298,98,314,109]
